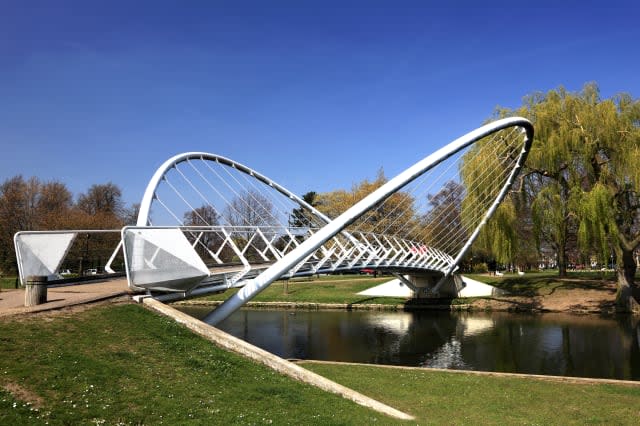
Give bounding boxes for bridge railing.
[120,225,455,295]
[13,229,124,286]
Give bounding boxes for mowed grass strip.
[0,303,395,425]
[302,362,640,425]
[199,274,407,305]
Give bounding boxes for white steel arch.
[136,152,332,227]
[204,116,534,324]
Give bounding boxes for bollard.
[25,275,48,307]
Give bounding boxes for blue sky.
[1,1,639,206]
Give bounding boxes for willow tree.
[487,83,640,310]
[569,92,640,311]
[459,128,524,267]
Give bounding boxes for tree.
[184,205,225,262]
[316,168,417,237]
[289,191,319,229]
[223,190,278,228]
[569,91,640,310]
[0,176,75,273]
[488,83,640,309]
[0,176,40,272]
[122,203,141,226]
[76,182,125,218]
[222,190,279,261]
[184,204,220,227]
[37,181,74,229]
[420,180,464,248]
[75,182,125,230]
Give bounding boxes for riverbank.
[2,301,639,424]
[177,271,622,315]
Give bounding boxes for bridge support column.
[403,273,465,298]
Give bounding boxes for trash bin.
[25,275,48,307]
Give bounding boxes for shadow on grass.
[491,273,616,297]
[346,297,383,308]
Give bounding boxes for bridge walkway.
[0,278,131,317]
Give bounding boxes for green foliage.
[290,191,319,228]
[488,83,640,293]
[459,124,529,265]
[531,183,567,251]
[316,170,418,236]
[0,276,18,289]
[576,183,616,263]
[475,200,517,264]
[471,262,489,273]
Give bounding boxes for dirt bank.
[465,277,618,314]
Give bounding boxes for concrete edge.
[174,300,473,311]
[142,298,415,421]
[299,360,640,387]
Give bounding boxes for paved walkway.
[0,278,132,317]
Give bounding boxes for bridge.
[14,117,533,325]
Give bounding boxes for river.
[178,306,640,381]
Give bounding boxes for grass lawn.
[465,270,618,297]
[2,302,639,425]
[0,276,19,289]
[0,303,387,425]
[197,271,623,308]
[302,362,640,425]
[199,274,409,306]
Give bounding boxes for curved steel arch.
[136,152,332,227]
[205,116,534,324]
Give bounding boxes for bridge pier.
[363,273,502,299]
[399,273,464,298]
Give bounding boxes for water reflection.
[178,306,640,380]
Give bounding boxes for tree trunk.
[557,247,568,277]
[615,248,640,314]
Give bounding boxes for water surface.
[179,306,640,381]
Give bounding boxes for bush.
[472,262,489,273]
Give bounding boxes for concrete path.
[0,278,131,317]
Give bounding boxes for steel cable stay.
[349,125,518,249]
[372,125,518,243]
[406,137,520,253]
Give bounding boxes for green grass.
[0,276,19,289]
[197,271,622,309]
[0,303,390,425]
[465,270,617,297]
[302,362,640,425]
[200,274,409,306]
[3,303,640,425]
